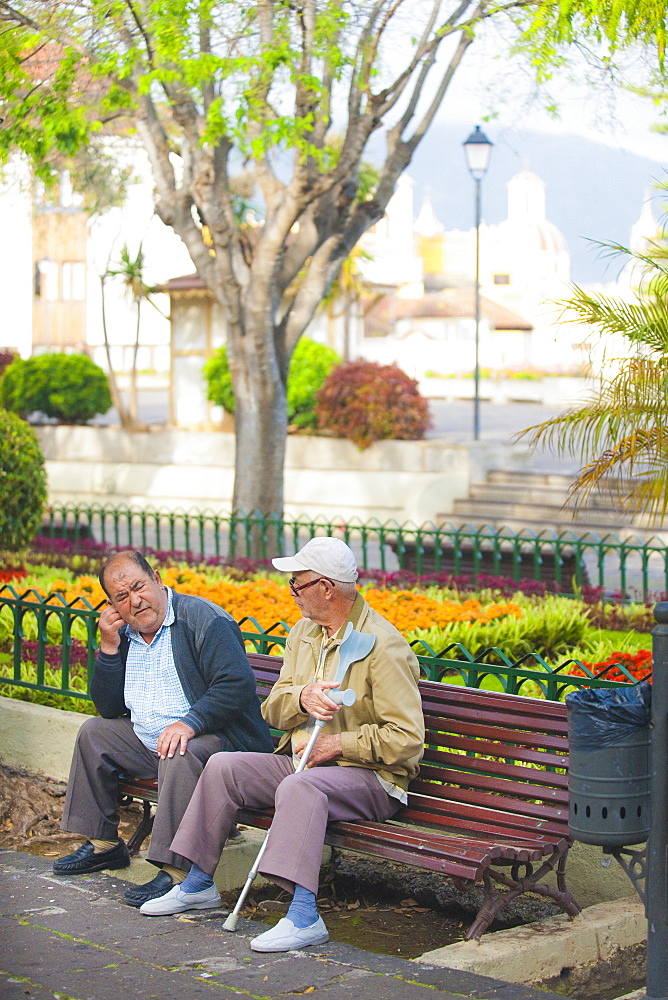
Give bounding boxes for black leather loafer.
[53,840,130,875]
[123,870,175,907]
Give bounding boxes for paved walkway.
[1,850,562,1000]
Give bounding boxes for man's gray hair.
[336,580,358,601]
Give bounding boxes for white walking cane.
[223,623,376,932]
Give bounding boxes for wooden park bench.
[118,651,580,940]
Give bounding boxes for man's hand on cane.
[294,733,343,768]
[296,681,346,766]
[299,680,343,721]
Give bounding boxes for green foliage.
[316,360,432,449]
[203,338,340,429]
[517,0,668,71]
[286,338,341,429]
[0,410,47,550]
[202,347,236,414]
[408,595,594,662]
[0,683,97,714]
[0,353,112,424]
[0,1,664,192]
[0,32,92,185]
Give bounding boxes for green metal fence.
[38,501,668,599]
[0,585,647,706]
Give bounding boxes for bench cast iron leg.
[125,799,154,857]
[462,850,581,941]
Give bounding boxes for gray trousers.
[170,752,399,896]
[61,716,221,871]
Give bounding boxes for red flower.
[0,567,27,583]
[566,649,652,684]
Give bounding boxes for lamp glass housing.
[463,125,493,179]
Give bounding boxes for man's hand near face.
[99,603,126,655]
[157,721,196,759]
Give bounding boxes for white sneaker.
[250,916,329,952]
[139,883,221,916]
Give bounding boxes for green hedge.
[0,353,112,423]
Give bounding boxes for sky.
[430,22,668,164]
[391,23,668,283]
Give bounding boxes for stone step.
[436,469,668,546]
[440,509,668,545]
[451,497,635,524]
[487,469,581,489]
[487,469,638,494]
[468,483,622,510]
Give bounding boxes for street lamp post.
[463,125,493,441]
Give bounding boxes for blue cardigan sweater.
[91,589,273,754]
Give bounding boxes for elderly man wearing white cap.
[140,537,425,953]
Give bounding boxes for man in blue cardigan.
[53,550,272,908]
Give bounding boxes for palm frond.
[560,285,668,354]
[570,431,668,522]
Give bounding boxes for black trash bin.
[567,682,651,848]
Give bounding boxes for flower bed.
[0,559,651,666]
[3,565,524,636]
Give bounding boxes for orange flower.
[363,588,522,632]
[19,570,523,639]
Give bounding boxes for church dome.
[503,170,568,256]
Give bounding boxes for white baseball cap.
[272,537,358,583]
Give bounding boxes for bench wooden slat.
[420,680,570,719]
[421,748,569,789]
[423,701,569,735]
[411,771,568,814]
[407,788,568,832]
[329,819,544,859]
[402,799,569,840]
[424,714,568,753]
[424,733,568,770]
[118,777,159,802]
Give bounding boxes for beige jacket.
[261,593,425,790]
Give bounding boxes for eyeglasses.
[289,576,335,596]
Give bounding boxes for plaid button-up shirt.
[123,588,190,753]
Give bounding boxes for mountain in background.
[395,123,667,284]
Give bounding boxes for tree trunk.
[100,276,136,432]
[229,322,288,559]
[128,297,141,422]
[343,291,352,362]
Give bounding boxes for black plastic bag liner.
[566,681,652,751]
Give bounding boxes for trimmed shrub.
[0,410,48,550]
[286,338,341,429]
[203,338,341,429]
[202,346,235,414]
[316,360,432,449]
[0,353,112,423]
